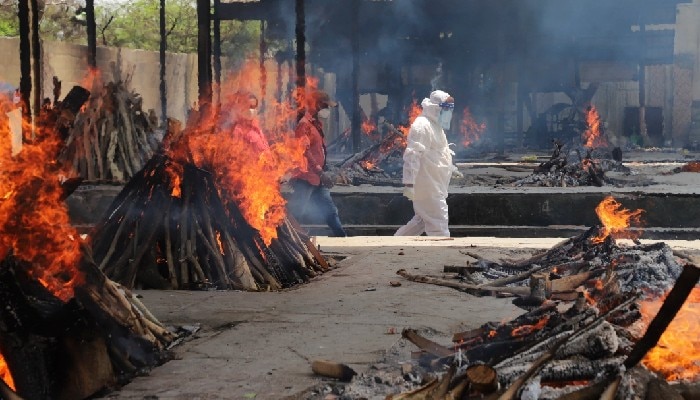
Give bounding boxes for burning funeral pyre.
[315,196,699,399]
[0,89,178,399]
[515,106,628,188]
[90,71,330,291]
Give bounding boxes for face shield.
[439,101,455,130]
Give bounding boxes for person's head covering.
[309,90,337,111]
[421,90,452,122]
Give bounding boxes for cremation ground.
[97,236,700,400]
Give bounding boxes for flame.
[591,196,644,244]
[164,161,183,198]
[488,330,497,338]
[361,118,377,136]
[460,107,486,147]
[360,160,375,170]
[0,353,14,391]
[0,92,83,301]
[583,106,608,148]
[215,231,224,255]
[397,99,422,138]
[169,62,310,245]
[511,315,549,338]
[583,288,597,305]
[640,288,700,381]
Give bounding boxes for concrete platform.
[67,150,700,240]
[98,236,700,399]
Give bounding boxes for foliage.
[0,0,265,62]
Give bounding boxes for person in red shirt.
[287,90,347,237]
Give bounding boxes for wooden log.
[529,272,551,301]
[443,264,482,274]
[310,360,356,382]
[396,269,530,297]
[497,357,623,388]
[466,364,498,394]
[401,328,453,358]
[286,215,329,270]
[645,378,685,400]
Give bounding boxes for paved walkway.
[101,236,700,399]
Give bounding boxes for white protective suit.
[395,90,455,237]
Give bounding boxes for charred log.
[0,255,174,400]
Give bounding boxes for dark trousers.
[287,179,347,237]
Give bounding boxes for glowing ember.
[0,92,83,301]
[488,330,497,338]
[0,353,14,391]
[511,315,549,338]
[640,287,700,381]
[460,107,486,147]
[591,196,643,244]
[361,118,377,135]
[360,160,376,170]
[583,106,607,148]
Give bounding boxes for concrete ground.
[99,236,700,400]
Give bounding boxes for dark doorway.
[623,106,663,146]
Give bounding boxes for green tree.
[0,0,264,62]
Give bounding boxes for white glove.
[403,186,414,201]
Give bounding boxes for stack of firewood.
[90,154,328,291]
[59,79,159,182]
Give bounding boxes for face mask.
[439,109,453,130]
[318,108,331,119]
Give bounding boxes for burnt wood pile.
[514,140,625,187]
[332,226,699,399]
[0,256,175,400]
[58,78,159,183]
[335,123,407,187]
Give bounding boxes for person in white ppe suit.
[395,90,456,237]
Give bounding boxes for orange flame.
[169,62,310,245]
[460,107,486,147]
[361,119,377,136]
[640,288,700,381]
[0,353,14,391]
[164,161,183,198]
[397,99,422,138]
[511,315,549,338]
[591,196,643,244]
[360,160,375,170]
[0,92,83,301]
[583,106,607,148]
